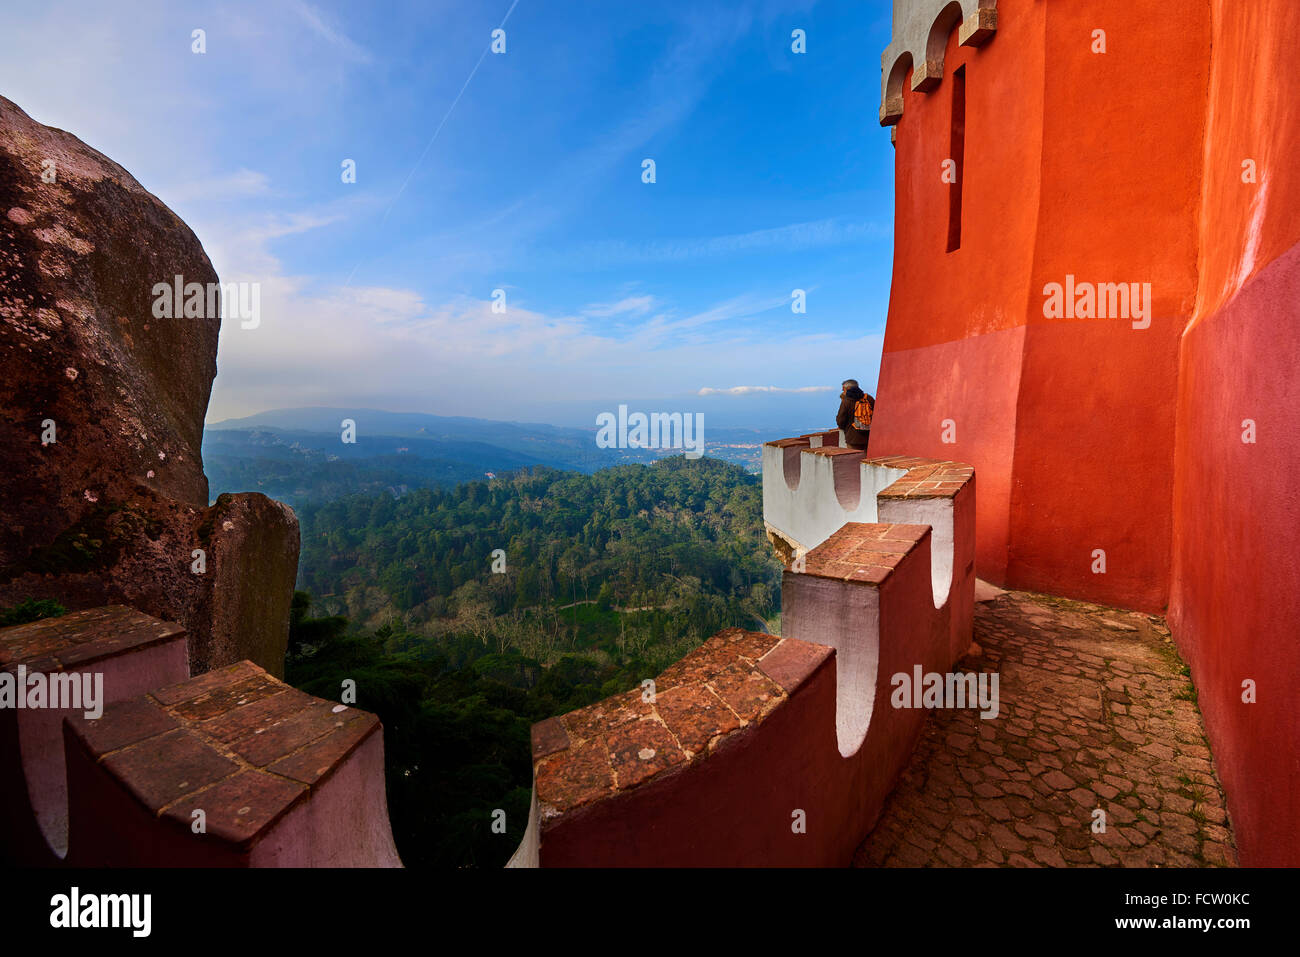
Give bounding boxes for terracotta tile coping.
[795,521,930,583]
[0,606,184,673]
[65,661,379,847]
[533,628,833,817]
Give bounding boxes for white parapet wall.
[762,440,909,556]
[763,439,977,662]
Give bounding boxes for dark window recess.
[947,65,966,252]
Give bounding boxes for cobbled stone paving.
[854,588,1238,867]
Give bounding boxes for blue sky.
[1,0,897,432]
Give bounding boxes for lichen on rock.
[0,94,298,677]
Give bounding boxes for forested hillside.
[287,456,781,866]
[297,457,778,647]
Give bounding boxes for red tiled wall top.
[66,661,377,847]
[0,606,184,673]
[798,522,931,584]
[532,628,832,818]
[866,456,974,500]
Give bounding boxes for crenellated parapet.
[763,434,975,656]
[880,0,997,125]
[507,435,976,866]
[1,609,402,867]
[0,607,188,864]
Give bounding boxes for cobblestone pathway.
[854,588,1238,867]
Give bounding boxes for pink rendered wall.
[1167,0,1300,867]
[875,0,1300,863]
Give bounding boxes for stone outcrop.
[0,94,296,676]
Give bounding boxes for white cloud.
[698,385,835,396]
[583,295,657,318]
[575,219,888,265]
[528,219,889,273]
[202,199,879,421]
[0,0,889,426]
[286,0,373,64]
[207,256,882,420]
[164,168,272,204]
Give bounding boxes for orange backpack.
[854,394,874,429]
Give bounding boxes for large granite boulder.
[0,95,297,676]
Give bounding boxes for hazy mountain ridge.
[203,408,775,504]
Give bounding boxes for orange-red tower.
[873,0,1300,866]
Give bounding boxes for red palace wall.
[872,0,1206,613]
[1167,0,1300,868]
[873,2,1043,587]
[873,0,1299,864]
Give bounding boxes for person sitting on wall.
[836,379,874,451]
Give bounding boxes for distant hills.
[202,407,776,504]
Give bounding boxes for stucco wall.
[875,0,1299,865]
[873,0,1207,613]
[1167,0,1300,867]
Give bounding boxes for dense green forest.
[296,456,779,652]
[288,456,781,866]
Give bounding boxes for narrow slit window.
[947,65,966,252]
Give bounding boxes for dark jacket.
[836,387,873,450]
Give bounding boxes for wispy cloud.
[416,6,763,275]
[583,295,657,318]
[205,218,880,419]
[1,0,892,425]
[286,0,373,64]
[192,205,354,279]
[540,219,887,270]
[209,276,881,420]
[698,385,835,396]
[164,168,272,204]
[631,292,791,348]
